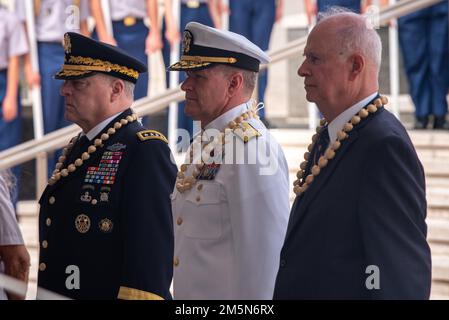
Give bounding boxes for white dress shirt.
[15,0,89,42]
[109,0,147,21]
[84,110,127,141]
[327,92,378,145]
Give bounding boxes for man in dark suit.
[37,32,177,300]
[273,10,431,299]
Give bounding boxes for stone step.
[427,219,449,244]
[432,255,449,283]
[430,242,449,257]
[431,281,449,300]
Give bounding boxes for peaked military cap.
[169,22,270,72]
[55,32,147,84]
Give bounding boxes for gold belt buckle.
[186,0,200,9]
[123,16,136,27]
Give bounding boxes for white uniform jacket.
[171,102,290,299]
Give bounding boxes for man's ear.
[349,53,365,80]
[227,72,244,97]
[110,79,125,102]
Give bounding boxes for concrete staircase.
[16,128,449,299]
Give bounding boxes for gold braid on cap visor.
[170,55,238,70]
[181,55,238,64]
[59,56,139,79]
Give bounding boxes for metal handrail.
[0,0,441,173]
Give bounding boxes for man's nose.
[180,77,192,92]
[60,81,71,96]
[298,61,309,77]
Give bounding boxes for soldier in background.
[90,0,162,109]
[398,0,449,129]
[15,0,90,176]
[221,0,284,128]
[162,0,220,138]
[0,3,29,204]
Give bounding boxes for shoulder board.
[233,122,262,143]
[136,130,169,144]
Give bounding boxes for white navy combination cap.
[168,22,270,72]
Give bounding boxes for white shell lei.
[176,108,260,193]
[293,96,388,196]
[48,113,138,186]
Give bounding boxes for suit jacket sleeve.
[358,135,431,299]
[118,140,177,300]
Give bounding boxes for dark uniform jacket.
[38,109,177,300]
[274,103,432,299]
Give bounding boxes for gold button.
[39,263,47,272]
[174,257,180,267]
[46,218,52,227]
[197,184,203,191]
[49,197,56,205]
[177,217,183,226]
[42,241,48,249]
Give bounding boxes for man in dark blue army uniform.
[37,32,177,300]
[227,0,284,128]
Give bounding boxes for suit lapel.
[284,131,359,243]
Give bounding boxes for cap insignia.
[182,30,193,54]
[64,33,72,54]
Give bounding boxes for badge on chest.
[197,163,221,180]
[84,151,123,185]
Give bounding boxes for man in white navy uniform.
[169,22,290,300]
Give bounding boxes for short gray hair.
[123,80,135,99]
[95,73,135,99]
[317,7,382,72]
[215,65,257,95]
